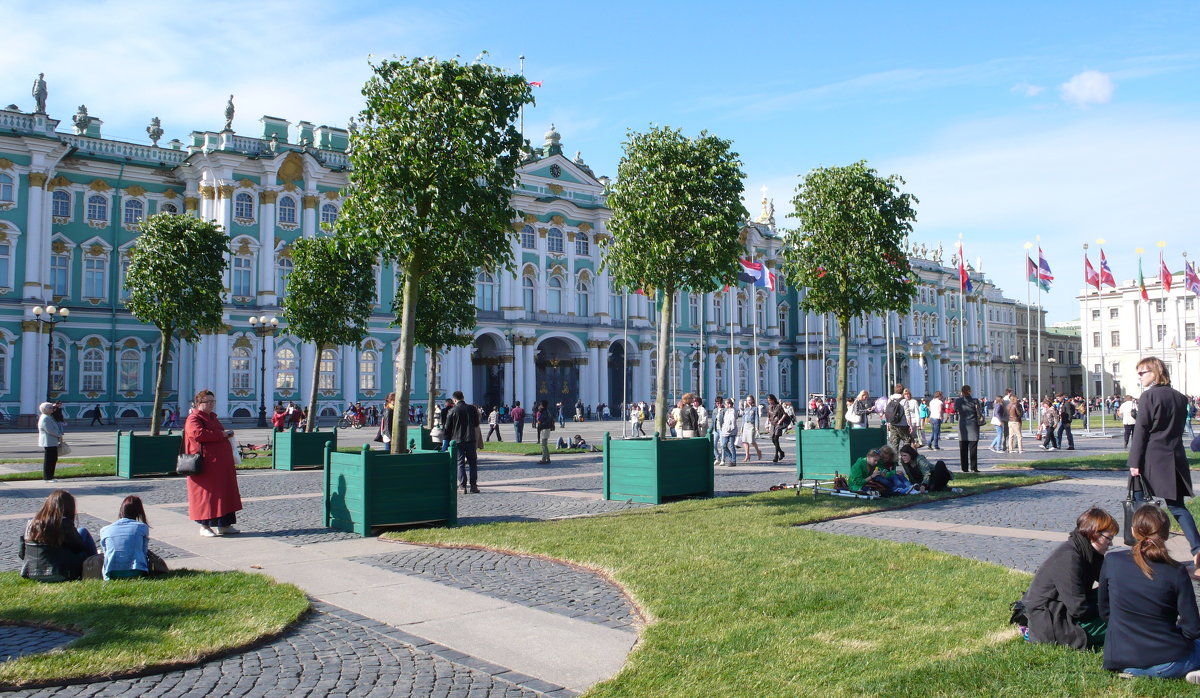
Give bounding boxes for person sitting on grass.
[848,449,889,495]
[898,444,952,493]
[19,489,96,582]
[98,495,168,580]
[1021,507,1117,649]
[874,446,921,495]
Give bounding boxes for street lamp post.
[32,305,70,402]
[248,315,279,428]
[1048,356,1057,394]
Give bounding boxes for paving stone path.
[0,625,79,664]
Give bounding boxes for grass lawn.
[0,570,308,688]
[387,472,1198,697]
[0,456,273,482]
[993,452,1200,471]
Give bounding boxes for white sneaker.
[217,525,240,535]
[199,526,217,537]
[1186,670,1200,685]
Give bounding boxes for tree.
[781,161,918,429]
[281,235,376,432]
[124,212,228,435]
[340,55,532,453]
[603,126,747,437]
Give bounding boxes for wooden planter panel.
[324,445,457,536]
[796,427,887,482]
[603,433,714,504]
[116,432,182,478]
[273,428,337,470]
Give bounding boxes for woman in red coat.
[184,389,243,537]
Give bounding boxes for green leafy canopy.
[282,235,376,349]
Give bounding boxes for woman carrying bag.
[37,402,64,482]
[184,389,243,538]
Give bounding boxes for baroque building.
[0,91,1080,424]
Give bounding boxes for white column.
[343,345,357,404]
[704,349,717,401]
[301,193,318,239]
[498,272,511,311]
[502,352,514,407]
[524,341,537,409]
[907,346,926,397]
[459,345,473,402]
[23,174,47,299]
[597,271,612,325]
[20,325,41,414]
[264,334,277,410]
[588,342,602,408]
[767,352,780,397]
[214,332,230,418]
[258,192,277,306]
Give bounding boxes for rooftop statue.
[72,105,91,135]
[32,73,47,114]
[146,116,163,147]
[224,95,235,131]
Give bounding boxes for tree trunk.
[149,326,172,436]
[653,290,673,436]
[306,342,322,433]
[835,315,850,430]
[391,257,422,454]
[426,345,440,430]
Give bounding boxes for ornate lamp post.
[1048,356,1057,393]
[248,315,279,428]
[32,305,69,402]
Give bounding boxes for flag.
[1084,254,1100,290]
[1160,251,1173,293]
[1038,247,1054,290]
[738,258,763,284]
[1026,256,1040,286]
[1185,261,1200,295]
[1138,257,1149,301]
[754,268,776,291]
[527,81,543,87]
[1099,249,1117,288]
[958,246,973,293]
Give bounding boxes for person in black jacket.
[535,400,555,464]
[444,391,480,494]
[1100,505,1200,681]
[1021,507,1117,649]
[1055,392,1076,450]
[20,489,97,582]
[1127,356,1200,575]
[953,385,982,473]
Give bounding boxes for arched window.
[118,250,132,300]
[50,347,66,393]
[778,305,789,338]
[548,276,563,314]
[160,202,178,215]
[87,194,108,221]
[81,347,105,393]
[230,347,252,391]
[780,361,791,398]
[671,351,682,397]
[277,196,297,225]
[547,228,564,253]
[320,203,338,226]
[576,278,591,316]
[232,253,254,298]
[359,349,378,391]
[738,356,749,397]
[0,174,13,203]
[160,345,176,391]
[475,271,497,311]
[318,349,338,390]
[610,290,624,320]
[276,255,293,299]
[758,358,767,395]
[118,349,141,392]
[522,275,535,312]
[714,357,725,397]
[520,225,536,249]
[575,232,590,256]
[649,351,658,399]
[688,294,699,328]
[275,347,297,390]
[0,238,8,290]
[52,190,71,218]
[736,295,747,327]
[122,200,144,226]
[234,192,255,221]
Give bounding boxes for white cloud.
[1011,82,1045,97]
[1059,70,1115,107]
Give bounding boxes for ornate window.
[688,294,699,327]
[780,360,791,398]
[87,194,108,222]
[320,203,338,226]
[547,228,564,254]
[158,345,176,391]
[755,291,767,329]
[714,356,726,398]
[160,202,178,215]
[0,173,12,203]
[123,199,145,227]
[576,278,591,316]
[738,356,749,397]
[0,343,7,392]
[610,290,624,320]
[81,347,105,393]
[712,295,723,328]
[523,275,535,312]
[83,255,107,299]
[118,349,141,392]
[520,225,536,249]
[275,347,297,390]
[778,304,789,338]
[50,347,66,393]
[736,294,747,327]
[50,247,71,298]
[359,349,379,391]
[575,232,590,256]
[232,254,254,299]
[277,195,298,226]
[475,271,497,311]
[234,192,255,222]
[230,347,252,391]
[671,351,682,396]
[318,349,338,390]
[547,276,563,314]
[0,239,9,290]
[52,190,71,219]
[276,255,293,299]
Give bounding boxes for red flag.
[1084,254,1100,290]
[1099,249,1117,288]
[527,81,543,87]
[1160,251,1173,293]
[958,245,972,293]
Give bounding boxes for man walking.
[89,404,104,426]
[1055,392,1075,450]
[536,400,555,464]
[510,401,526,443]
[444,391,480,494]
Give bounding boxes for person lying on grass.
[1021,506,1117,650]
[898,444,952,493]
[20,489,97,582]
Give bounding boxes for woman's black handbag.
[176,435,202,476]
[1123,475,1166,546]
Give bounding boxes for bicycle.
[337,412,365,430]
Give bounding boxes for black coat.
[1022,530,1103,649]
[443,401,479,445]
[953,396,982,441]
[1099,549,1200,671]
[1126,384,1193,501]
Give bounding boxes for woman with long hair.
[1100,505,1200,681]
[1127,356,1200,575]
[953,385,982,473]
[184,389,243,537]
[766,394,787,462]
[20,489,96,582]
[99,495,166,579]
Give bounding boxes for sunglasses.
[1137,370,1151,376]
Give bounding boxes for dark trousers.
[195,512,237,527]
[771,432,784,461]
[43,446,59,480]
[514,422,524,443]
[959,439,979,472]
[1043,427,1058,449]
[1056,421,1074,449]
[928,460,952,492]
[457,440,479,489]
[1123,424,1135,447]
[90,415,102,426]
[486,425,502,442]
[1000,420,1009,449]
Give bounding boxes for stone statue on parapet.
[224,95,235,131]
[933,243,943,264]
[72,105,91,135]
[32,73,48,114]
[147,117,163,147]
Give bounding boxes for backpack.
[885,399,905,426]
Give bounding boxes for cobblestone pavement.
[354,547,638,631]
[3,604,575,698]
[0,625,79,663]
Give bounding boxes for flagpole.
[1082,244,1092,435]
[1097,240,1110,436]
[956,238,966,393]
[821,312,827,397]
[518,55,525,143]
[884,312,891,395]
[1023,242,1033,437]
[730,285,736,401]
[622,291,629,438]
[1158,242,1168,352]
[753,287,760,400]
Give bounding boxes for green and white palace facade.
[0,96,1081,424]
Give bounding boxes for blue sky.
[3,0,1198,322]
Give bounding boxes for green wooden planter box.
[273,427,337,470]
[116,431,182,478]
[602,433,715,504]
[796,426,887,483]
[324,443,458,536]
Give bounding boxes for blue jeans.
[880,472,914,494]
[1123,638,1200,678]
[1135,491,1200,556]
[1056,420,1074,449]
[717,433,737,463]
[990,425,1005,451]
[929,419,942,448]
[514,422,524,443]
